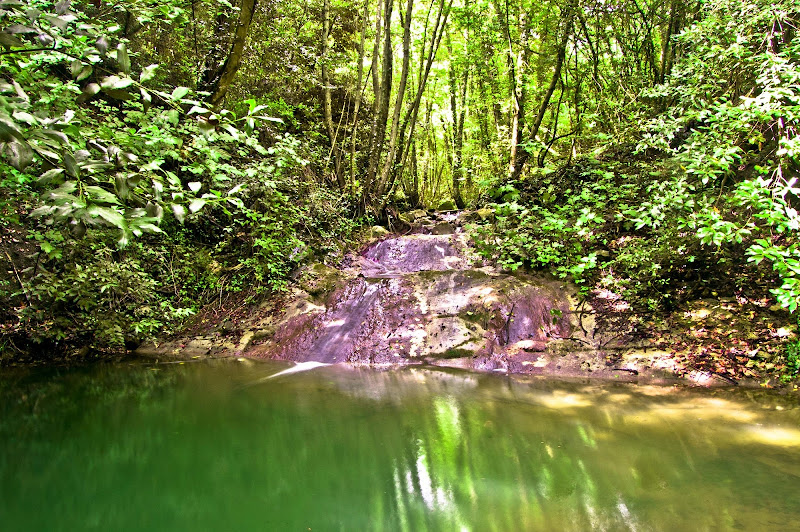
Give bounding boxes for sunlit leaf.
[100,75,133,91]
[140,88,152,111]
[95,36,109,54]
[77,82,100,103]
[140,64,159,83]
[171,203,186,223]
[116,43,130,74]
[76,65,92,81]
[87,204,125,229]
[11,111,37,125]
[170,86,190,101]
[188,198,206,213]
[85,185,120,205]
[253,116,284,123]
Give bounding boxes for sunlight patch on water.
[738,426,800,447]
[625,398,758,424]
[533,390,593,409]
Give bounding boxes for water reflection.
[1,360,799,531]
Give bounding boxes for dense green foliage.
[1,0,799,376]
[0,0,360,357]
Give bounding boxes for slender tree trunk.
[364,0,385,195]
[203,0,258,107]
[386,0,453,203]
[447,34,469,209]
[506,6,531,180]
[365,0,394,198]
[321,0,335,142]
[510,2,574,180]
[349,0,371,193]
[376,0,414,199]
[321,0,345,188]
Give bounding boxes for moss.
[299,263,345,299]
[438,347,475,359]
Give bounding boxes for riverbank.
[134,211,799,389]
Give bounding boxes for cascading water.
[250,219,582,374]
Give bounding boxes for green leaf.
[70,60,84,78]
[116,43,130,74]
[0,32,24,48]
[170,86,190,101]
[188,198,206,213]
[140,64,159,83]
[188,182,201,193]
[171,203,186,223]
[140,88,152,111]
[253,116,284,123]
[43,14,74,30]
[76,65,93,81]
[85,185,120,205]
[87,205,126,229]
[4,140,33,170]
[95,36,109,54]
[77,83,100,103]
[38,168,64,184]
[0,116,23,142]
[36,129,69,145]
[132,222,162,235]
[114,175,130,199]
[100,75,133,91]
[11,111,37,125]
[30,205,56,218]
[63,150,79,178]
[165,109,179,126]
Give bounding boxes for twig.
[3,249,31,304]
[0,45,57,57]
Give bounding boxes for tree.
[200,0,259,107]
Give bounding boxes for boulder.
[437,199,457,211]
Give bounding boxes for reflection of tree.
[3,362,799,530]
[381,389,707,530]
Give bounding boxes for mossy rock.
[299,263,346,298]
[437,199,457,211]
[369,226,390,238]
[476,207,495,221]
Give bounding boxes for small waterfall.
[249,214,583,375]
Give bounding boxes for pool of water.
[1,359,799,531]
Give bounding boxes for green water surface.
[1,359,799,531]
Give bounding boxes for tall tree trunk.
[447,34,469,209]
[365,0,394,198]
[510,2,575,180]
[321,0,335,142]
[386,0,453,204]
[320,0,344,188]
[376,0,414,199]
[202,0,258,107]
[505,5,531,180]
[348,0,371,194]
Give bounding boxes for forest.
[1,0,799,382]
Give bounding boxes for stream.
[2,359,799,530]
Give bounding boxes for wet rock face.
[248,229,577,371]
[363,234,478,273]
